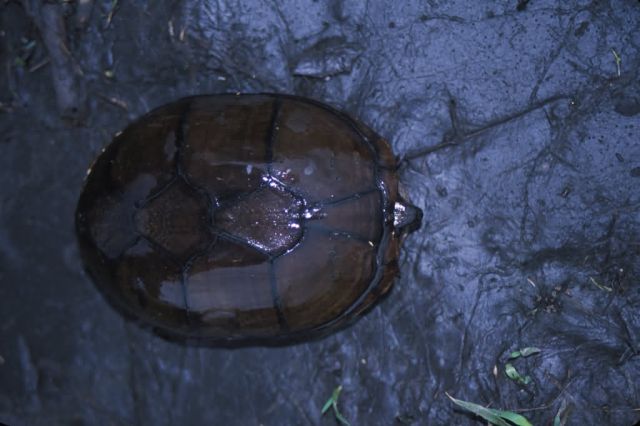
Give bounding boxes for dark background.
[1,1,639,425]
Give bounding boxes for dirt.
[0,1,639,425]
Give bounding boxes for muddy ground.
[1,1,639,425]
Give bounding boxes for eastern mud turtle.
[76,94,421,344]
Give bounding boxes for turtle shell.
[76,94,421,344]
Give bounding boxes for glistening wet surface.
[0,1,639,425]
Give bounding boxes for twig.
[96,93,128,111]
[28,58,50,72]
[589,276,612,292]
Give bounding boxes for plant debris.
[446,393,533,426]
[321,385,350,426]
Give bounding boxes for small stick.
[28,58,50,73]
[96,93,128,111]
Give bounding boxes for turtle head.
[393,197,422,237]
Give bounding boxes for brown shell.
[75,94,419,345]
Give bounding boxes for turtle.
[75,94,422,345]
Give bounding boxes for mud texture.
[0,1,639,425]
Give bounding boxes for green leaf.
[508,347,541,360]
[554,399,570,426]
[321,386,350,425]
[334,409,351,426]
[446,393,533,426]
[322,385,342,413]
[505,363,531,385]
[493,409,534,426]
[321,398,333,414]
[23,40,37,51]
[519,347,541,357]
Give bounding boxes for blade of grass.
[553,399,570,426]
[321,386,351,425]
[494,409,534,426]
[333,408,351,426]
[321,397,333,414]
[505,363,531,385]
[509,347,541,359]
[589,276,612,292]
[105,0,119,28]
[322,385,342,414]
[446,393,533,426]
[611,48,621,77]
